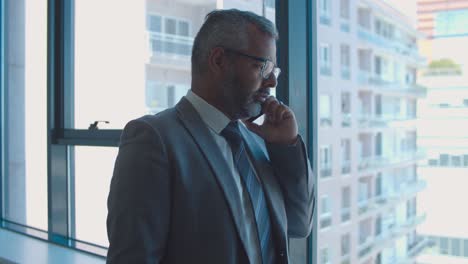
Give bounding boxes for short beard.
[221,76,260,120]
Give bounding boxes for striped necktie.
[221,121,276,264]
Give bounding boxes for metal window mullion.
[309,0,318,263]
[276,0,315,263]
[0,0,5,220]
[47,0,74,242]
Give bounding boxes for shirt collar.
[185,90,231,134]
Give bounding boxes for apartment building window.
[358,177,372,214]
[341,139,351,174]
[341,233,351,256]
[320,247,331,264]
[320,43,332,75]
[320,94,332,126]
[319,0,332,25]
[452,238,461,256]
[340,44,351,80]
[147,14,192,56]
[320,195,332,229]
[340,0,350,20]
[320,145,333,178]
[341,186,351,222]
[464,239,468,257]
[341,92,351,127]
[146,81,189,114]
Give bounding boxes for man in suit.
[107,9,315,264]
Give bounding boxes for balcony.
[358,70,372,85]
[320,66,332,76]
[340,21,350,33]
[341,113,351,127]
[357,113,372,127]
[374,180,426,209]
[358,236,374,259]
[320,213,333,229]
[373,81,427,97]
[397,237,429,264]
[148,32,193,67]
[320,14,331,26]
[320,163,332,178]
[341,66,351,80]
[358,198,373,215]
[341,160,351,174]
[341,207,351,222]
[358,150,426,172]
[357,27,424,62]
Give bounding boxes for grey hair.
[191,9,278,76]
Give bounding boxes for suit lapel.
[239,126,288,245]
[175,98,259,264]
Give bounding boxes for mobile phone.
[246,110,263,123]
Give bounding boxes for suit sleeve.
[266,135,315,238]
[106,119,170,264]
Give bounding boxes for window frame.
[0,0,318,262]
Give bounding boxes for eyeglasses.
[223,48,281,80]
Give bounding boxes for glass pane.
[3,0,48,231]
[72,0,276,129]
[316,0,441,263]
[73,146,118,247]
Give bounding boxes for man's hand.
[244,96,298,145]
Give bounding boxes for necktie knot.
[221,121,243,148]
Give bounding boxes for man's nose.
[262,73,277,88]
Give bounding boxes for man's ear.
[208,47,227,75]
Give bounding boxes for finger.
[243,121,265,138]
[276,104,288,122]
[263,96,281,122]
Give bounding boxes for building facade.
[416,1,468,262]
[317,0,427,263]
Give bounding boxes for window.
[340,44,351,79]
[341,139,351,174]
[464,239,468,257]
[319,43,332,75]
[320,94,332,127]
[340,0,350,19]
[320,195,332,229]
[452,238,461,256]
[320,145,333,178]
[147,15,192,56]
[0,0,280,258]
[3,0,48,231]
[341,186,351,222]
[341,92,351,127]
[73,146,119,246]
[320,247,331,264]
[319,0,332,25]
[341,233,351,256]
[146,81,189,114]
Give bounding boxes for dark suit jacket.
[106,97,315,264]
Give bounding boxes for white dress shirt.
[185,90,262,262]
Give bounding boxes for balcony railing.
[340,21,350,33]
[341,113,351,127]
[320,164,332,178]
[320,15,331,25]
[341,66,351,80]
[320,66,332,76]
[341,160,351,174]
[358,198,373,215]
[357,27,424,61]
[358,150,426,171]
[341,207,351,222]
[358,236,374,258]
[320,213,332,229]
[148,32,193,58]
